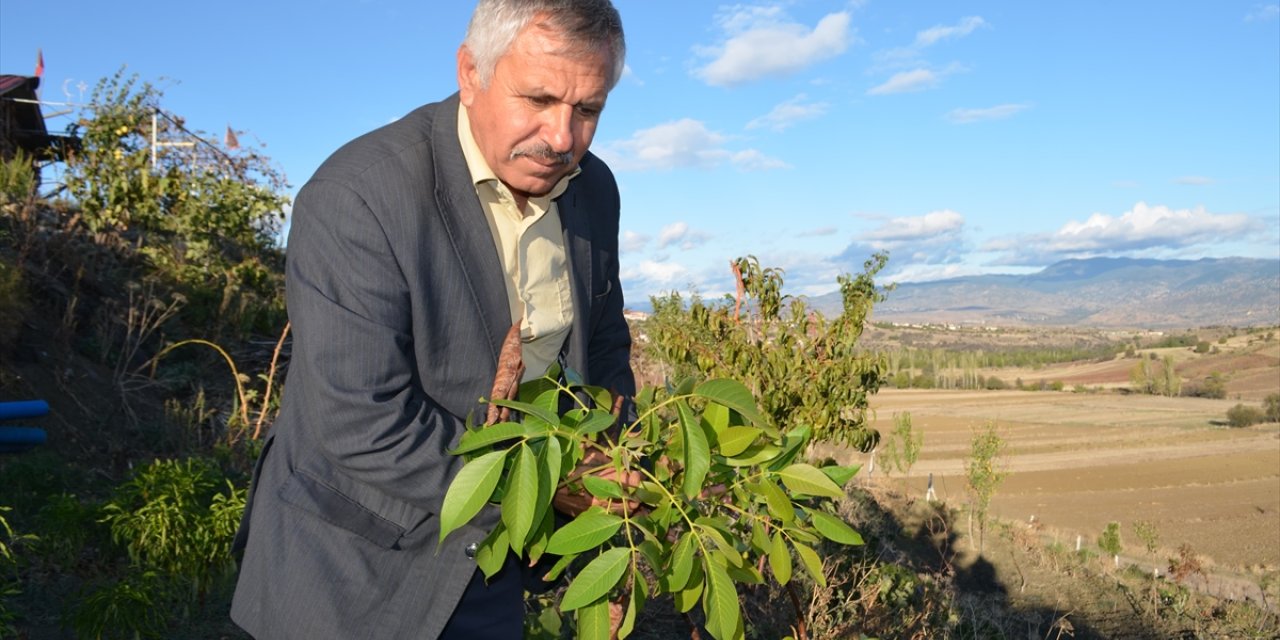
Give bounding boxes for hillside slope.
[811,257,1280,328]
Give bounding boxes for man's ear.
[457,45,478,106]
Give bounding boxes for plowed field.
[840,389,1280,572]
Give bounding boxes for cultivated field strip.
[857,389,1280,570]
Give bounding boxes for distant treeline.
[877,343,1122,390]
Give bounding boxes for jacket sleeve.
[284,177,475,517]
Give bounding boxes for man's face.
[458,22,612,203]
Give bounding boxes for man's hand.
[552,448,642,518]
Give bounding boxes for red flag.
[34,49,44,78]
[224,125,239,150]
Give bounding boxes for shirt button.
[464,542,479,559]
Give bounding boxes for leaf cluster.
[439,374,863,640]
[98,457,245,599]
[60,69,289,335]
[644,254,890,449]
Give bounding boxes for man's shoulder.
[309,96,459,189]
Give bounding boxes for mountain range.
[808,257,1280,329]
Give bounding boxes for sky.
[2,1,1278,306]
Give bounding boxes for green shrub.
[1226,404,1265,428]
[67,570,173,640]
[62,70,289,336]
[0,148,37,202]
[99,458,245,600]
[1265,393,1280,423]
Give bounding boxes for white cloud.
[946,103,1030,123]
[984,202,1266,264]
[1174,175,1215,186]
[861,210,965,243]
[746,94,830,131]
[622,230,650,253]
[867,68,939,95]
[834,210,969,273]
[914,16,989,47]
[622,259,692,286]
[597,119,785,172]
[729,149,790,171]
[695,9,854,86]
[1246,4,1279,21]
[657,221,711,251]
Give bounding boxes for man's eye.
[575,105,601,118]
[528,96,554,107]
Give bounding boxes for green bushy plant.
[1226,403,1264,428]
[0,148,38,203]
[440,373,864,640]
[62,69,289,335]
[98,458,244,602]
[965,422,1006,554]
[645,254,889,450]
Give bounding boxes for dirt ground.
[820,389,1280,585]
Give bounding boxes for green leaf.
[561,547,631,611]
[451,422,540,455]
[575,597,612,640]
[673,563,703,613]
[703,402,730,436]
[679,401,710,500]
[671,376,697,397]
[716,426,761,457]
[769,532,792,585]
[703,556,744,640]
[692,378,768,431]
[576,409,618,437]
[618,571,646,639]
[439,449,507,543]
[792,541,826,588]
[820,463,860,488]
[475,524,509,579]
[582,475,626,500]
[486,397,560,429]
[502,443,538,553]
[532,435,563,540]
[546,508,623,556]
[702,528,743,568]
[723,444,781,467]
[666,532,697,592]
[806,509,864,546]
[526,507,555,564]
[776,463,845,498]
[725,563,763,585]
[768,426,811,471]
[759,478,794,524]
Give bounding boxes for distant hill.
[810,257,1280,329]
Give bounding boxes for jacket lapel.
[429,95,512,364]
[558,186,593,378]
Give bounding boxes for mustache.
[510,142,573,166]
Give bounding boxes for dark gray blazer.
[230,94,635,640]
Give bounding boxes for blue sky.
[3,1,1278,305]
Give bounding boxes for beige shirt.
[457,104,576,382]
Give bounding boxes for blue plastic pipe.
[0,426,47,453]
[0,400,50,420]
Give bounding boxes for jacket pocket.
[277,470,406,549]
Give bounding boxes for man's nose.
[544,105,574,154]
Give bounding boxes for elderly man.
[229,1,634,638]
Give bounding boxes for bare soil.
[815,388,1280,612]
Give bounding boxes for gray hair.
[464,0,626,89]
